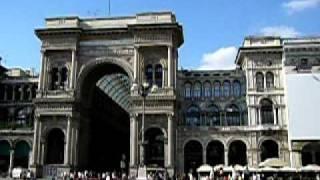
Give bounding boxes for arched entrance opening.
[206,140,224,166]
[14,140,31,168]
[145,128,164,167]
[77,62,131,172]
[301,142,320,166]
[0,140,10,172]
[260,140,279,162]
[45,128,65,164]
[184,140,203,174]
[228,140,247,165]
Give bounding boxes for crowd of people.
[175,166,320,180]
[12,166,320,180]
[51,169,138,180]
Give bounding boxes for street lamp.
[138,81,157,167]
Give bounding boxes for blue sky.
[0,0,319,71]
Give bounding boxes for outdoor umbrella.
[197,164,213,173]
[299,164,320,172]
[258,158,288,168]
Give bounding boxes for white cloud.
[197,46,237,70]
[260,26,301,37]
[283,0,320,13]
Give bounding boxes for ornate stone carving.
[42,37,76,49]
[135,31,172,44]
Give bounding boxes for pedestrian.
[231,165,237,180]
[252,173,257,180]
[106,172,111,180]
[243,166,250,180]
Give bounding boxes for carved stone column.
[75,128,79,165]
[273,107,277,125]
[134,46,139,84]
[257,107,261,125]
[130,114,138,167]
[167,114,174,167]
[248,107,252,126]
[28,151,32,169]
[65,116,72,165]
[263,72,267,90]
[40,141,45,165]
[43,53,49,90]
[37,120,43,164]
[39,50,45,90]
[69,49,76,89]
[31,116,39,165]
[167,46,173,87]
[203,147,207,164]
[291,150,302,168]
[8,149,14,175]
[224,150,228,166]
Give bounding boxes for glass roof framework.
[96,73,131,112]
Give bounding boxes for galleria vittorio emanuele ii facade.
[0,12,319,178]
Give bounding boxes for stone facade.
[0,67,37,175]
[0,12,319,178]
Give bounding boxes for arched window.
[260,99,274,124]
[225,105,241,126]
[185,105,200,126]
[207,140,224,166]
[223,81,230,97]
[0,140,11,172]
[256,72,264,91]
[145,64,153,86]
[233,80,241,97]
[260,140,279,162]
[302,143,320,166]
[213,81,221,97]
[203,81,211,98]
[266,72,274,88]
[228,140,247,165]
[184,83,192,98]
[46,128,65,164]
[14,141,31,168]
[207,104,220,126]
[193,82,201,98]
[184,140,203,174]
[155,64,163,88]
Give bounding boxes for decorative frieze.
[134,31,172,45]
[42,37,77,49]
[79,47,134,57]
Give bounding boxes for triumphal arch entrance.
[29,12,183,177]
